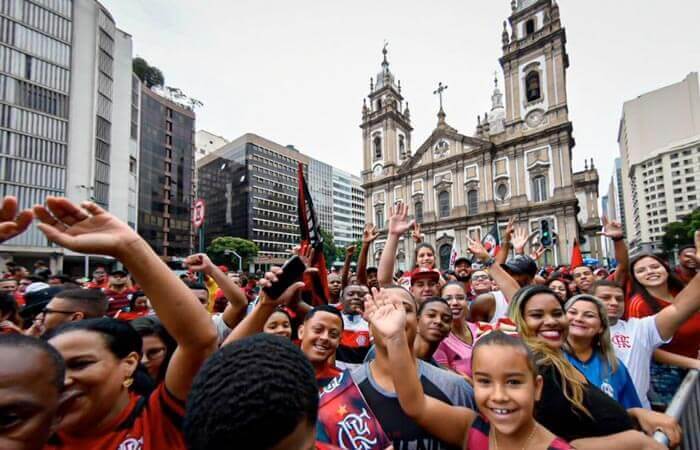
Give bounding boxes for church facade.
[361,0,585,270]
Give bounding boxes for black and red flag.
[297,163,330,305]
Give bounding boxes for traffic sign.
[192,199,205,229]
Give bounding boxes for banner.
[482,223,500,258]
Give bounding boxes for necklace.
[492,423,538,450]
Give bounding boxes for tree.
[206,237,259,270]
[133,57,164,88]
[662,208,700,258]
[320,229,337,270]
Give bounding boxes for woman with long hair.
[627,252,700,406]
[34,197,218,449]
[546,276,571,303]
[130,316,177,384]
[434,281,479,377]
[563,295,641,408]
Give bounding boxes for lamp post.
[224,250,243,272]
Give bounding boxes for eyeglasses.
[472,275,490,281]
[144,348,166,360]
[442,295,467,302]
[41,307,78,316]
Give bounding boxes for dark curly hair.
[184,334,318,450]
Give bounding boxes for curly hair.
[184,333,318,450]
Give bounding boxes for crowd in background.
[0,195,698,450]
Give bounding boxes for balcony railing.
[654,369,700,449]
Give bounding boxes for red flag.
[570,238,584,269]
[482,223,500,257]
[297,163,330,305]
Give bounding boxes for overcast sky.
[102,0,699,196]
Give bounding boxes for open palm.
[600,216,624,240]
[388,202,414,236]
[364,289,406,339]
[34,197,140,258]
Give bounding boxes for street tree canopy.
[662,208,700,257]
[133,57,165,88]
[206,236,259,270]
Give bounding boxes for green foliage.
[661,208,700,257]
[133,57,164,88]
[320,229,337,270]
[206,236,259,270]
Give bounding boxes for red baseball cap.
[409,268,440,284]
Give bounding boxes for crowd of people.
[0,194,698,450]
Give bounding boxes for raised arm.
[377,202,413,287]
[468,237,520,302]
[34,197,217,401]
[654,230,700,341]
[600,217,629,285]
[364,289,474,448]
[221,266,304,346]
[357,224,378,286]
[0,196,33,243]
[341,244,355,289]
[185,253,248,329]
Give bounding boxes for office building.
[138,86,195,261]
[332,168,365,248]
[195,129,228,161]
[0,0,136,273]
[197,133,310,269]
[618,72,700,252]
[309,157,334,233]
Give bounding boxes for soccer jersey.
[467,415,573,450]
[335,313,371,370]
[565,350,642,409]
[103,287,135,316]
[351,360,475,450]
[45,384,186,450]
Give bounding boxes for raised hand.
[345,244,356,257]
[258,266,305,307]
[0,196,33,243]
[511,225,530,255]
[530,244,546,261]
[599,216,624,241]
[363,223,379,244]
[387,202,414,236]
[411,221,424,244]
[33,197,140,258]
[363,287,406,340]
[689,229,700,265]
[467,238,489,262]
[504,217,515,241]
[184,253,215,273]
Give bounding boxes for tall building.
[0,0,136,273]
[361,0,582,270]
[332,168,365,248]
[197,133,310,270]
[195,129,228,161]
[618,72,700,252]
[308,157,334,233]
[573,160,602,260]
[138,86,195,261]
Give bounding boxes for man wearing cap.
[102,269,135,316]
[502,254,538,287]
[453,256,472,292]
[409,268,440,304]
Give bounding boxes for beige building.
[573,161,603,261]
[195,129,229,161]
[618,72,700,252]
[361,0,585,270]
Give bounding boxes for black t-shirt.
[351,361,474,450]
[536,363,634,441]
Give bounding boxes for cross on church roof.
[433,82,448,112]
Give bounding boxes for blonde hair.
[509,285,592,418]
[563,295,618,375]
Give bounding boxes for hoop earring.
[122,377,134,389]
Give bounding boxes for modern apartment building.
[197,133,310,269]
[0,0,136,273]
[332,168,364,249]
[618,72,700,252]
[137,86,195,261]
[308,157,333,233]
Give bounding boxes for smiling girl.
[434,282,479,378]
[365,289,572,450]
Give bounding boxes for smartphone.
[263,255,307,298]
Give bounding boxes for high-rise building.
[0,0,136,273]
[138,86,195,261]
[618,72,700,252]
[197,133,310,270]
[361,0,581,270]
[332,168,365,249]
[309,158,334,233]
[195,129,228,161]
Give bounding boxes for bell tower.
[499,0,569,128]
[361,44,413,181]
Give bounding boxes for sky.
[102,0,700,196]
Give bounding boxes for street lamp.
[224,250,243,272]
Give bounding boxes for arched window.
[439,244,452,272]
[532,175,548,202]
[467,189,478,215]
[399,135,406,159]
[438,191,450,218]
[525,19,535,36]
[526,71,541,102]
[375,208,384,228]
[373,136,382,160]
[415,201,423,224]
[496,182,509,201]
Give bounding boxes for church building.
[361,0,586,270]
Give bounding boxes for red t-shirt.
[86,280,109,290]
[103,287,136,316]
[44,384,186,450]
[627,294,700,359]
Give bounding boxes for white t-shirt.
[489,290,509,325]
[609,316,670,409]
